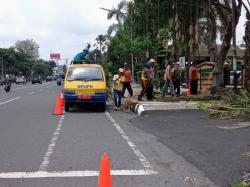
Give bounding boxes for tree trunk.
[208,18,220,86]
[243,12,250,89]
[213,0,242,87]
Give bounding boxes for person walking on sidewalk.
[112,68,124,110]
[138,62,152,101]
[162,62,175,97]
[122,63,133,97]
[189,61,198,95]
[172,62,181,96]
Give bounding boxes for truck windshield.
[66,67,103,81]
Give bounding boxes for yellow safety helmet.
[149,58,156,63]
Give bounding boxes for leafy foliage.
[1,37,56,77]
[197,90,250,120]
[233,181,248,187]
[15,39,39,59]
[101,0,246,88]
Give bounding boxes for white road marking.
[0,97,21,105]
[39,115,65,171]
[0,169,156,178]
[105,112,157,173]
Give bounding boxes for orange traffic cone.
[60,92,64,106]
[188,80,191,96]
[97,153,112,187]
[53,95,63,115]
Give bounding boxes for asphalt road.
[132,110,250,186]
[0,82,227,187]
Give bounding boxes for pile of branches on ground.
[197,90,250,120]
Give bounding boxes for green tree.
[95,34,107,54]
[32,60,54,77]
[15,39,39,60]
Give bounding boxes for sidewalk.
[123,83,197,115]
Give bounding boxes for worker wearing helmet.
[138,61,154,101]
[146,60,155,100]
[149,58,156,63]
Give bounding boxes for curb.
[132,101,198,116]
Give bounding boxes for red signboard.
[50,53,60,59]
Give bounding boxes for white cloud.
[0,0,120,62]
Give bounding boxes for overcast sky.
[0,0,121,63]
[0,0,248,64]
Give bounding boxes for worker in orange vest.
[122,63,133,97]
[189,61,198,95]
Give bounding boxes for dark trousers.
[138,80,147,100]
[190,80,198,95]
[146,81,154,100]
[122,82,133,97]
[173,79,180,95]
[113,89,122,107]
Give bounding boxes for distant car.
[15,76,26,84]
[31,76,42,84]
[46,76,53,82]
